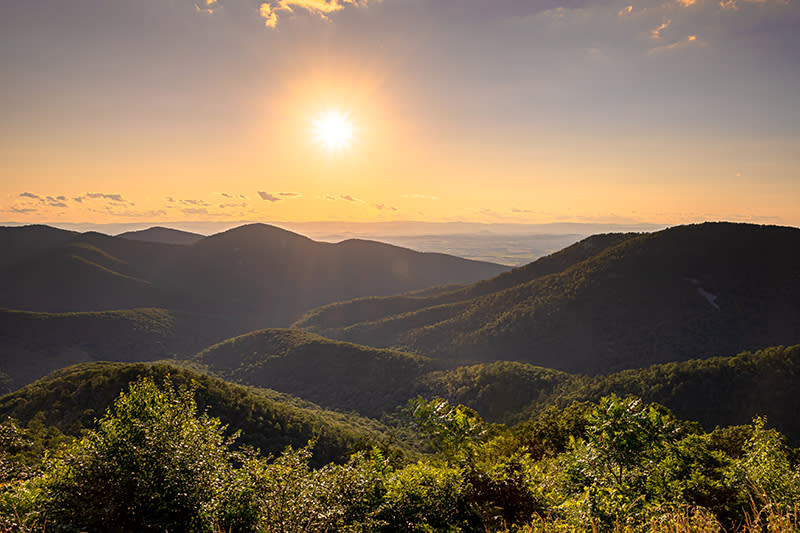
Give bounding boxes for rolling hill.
[0,308,244,393]
[0,362,403,466]
[117,226,204,245]
[296,223,800,374]
[193,328,439,418]
[0,223,507,326]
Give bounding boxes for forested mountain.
[117,226,204,245]
[0,362,401,466]
[419,345,800,443]
[0,223,507,326]
[296,223,800,373]
[0,308,244,393]
[0,225,77,269]
[194,329,438,418]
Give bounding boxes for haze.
[2,0,799,227]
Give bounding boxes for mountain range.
[0,223,507,328]
[296,222,800,373]
[1,220,799,461]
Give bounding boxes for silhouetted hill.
[117,226,204,245]
[0,223,507,326]
[0,308,243,393]
[0,225,77,268]
[194,329,439,418]
[296,223,800,373]
[0,362,402,465]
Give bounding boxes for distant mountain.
[194,328,439,418]
[0,308,243,393]
[0,224,77,269]
[0,362,401,465]
[0,223,508,326]
[117,226,204,245]
[296,223,800,373]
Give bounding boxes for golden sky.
[2,0,798,227]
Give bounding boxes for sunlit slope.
[0,362,399,466]
[0,308,243,393]
[0,223,508,326]
[295,232,635,333]
[194,328,439,418]
[296,223,800,373]
[531,344,800,443]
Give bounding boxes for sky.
[2,0,799,228]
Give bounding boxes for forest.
[2,375,799,531]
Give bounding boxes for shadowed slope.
[0,308,243,393]
[0,223,508,326]
[194,328,438,418]
[296,223,800,374]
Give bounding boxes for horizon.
[2,0,798,227]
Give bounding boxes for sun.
[312,110,355,151]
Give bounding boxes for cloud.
[512,208,533,213]
[340,194,358,202]
[257,191,281,202]
[11,206,37,213]
[260,3,279,27]
[73,192,128,204]
[19,192,41,200]
[648,34,706,55]
[179,198,211,207]
[279,192,301,197]
[372,203,398,211]
[651,18,671,39]
[259,0,370,28]
[181,207,210,215]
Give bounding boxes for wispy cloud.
[258,191,281,202]
[372,203,398,211]
[648,34,705,55]
[259,0,370,28]
[651,18,671,39]
[19,192,41,200]
[73,192,128,204]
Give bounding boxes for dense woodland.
[1,222,799,531]
[2,375,799,531]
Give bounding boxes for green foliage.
[731,417,800,508]
[39,376,255,532]
[0,362,404,467]
[378,461,479,532]
[411,397,488,460]
[2,373,800,532]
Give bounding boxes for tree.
[40,376,256,532]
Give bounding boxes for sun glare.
[312,110,355,151]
